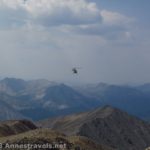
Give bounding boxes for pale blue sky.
[0,0,150,84]
[93,0,150,31]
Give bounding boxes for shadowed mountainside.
[75,83,150,120]
[0,98,27,120]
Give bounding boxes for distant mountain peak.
[0,77,26,94]
[2,77,25,81]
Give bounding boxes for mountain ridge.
[0,78,101,120]
[0,119,37,137]
[38,105,150,150]
[1,77,150,121]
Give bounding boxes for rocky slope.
[0,120,37,137]
[0,128,113,150]
[38,106,150,150]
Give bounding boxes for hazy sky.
[0,0,150,84]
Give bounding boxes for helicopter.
[72,67,81,74]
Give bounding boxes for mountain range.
[0,78,101,120]
[0,77,150,121]
[75,83,150,120]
